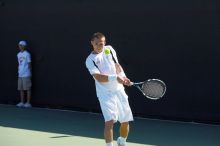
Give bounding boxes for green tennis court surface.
[0,104,220,146]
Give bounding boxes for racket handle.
[129,82,134,86]
[130,82,144,86]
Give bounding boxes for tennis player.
[16,40,32,108]
[85,32,133,146]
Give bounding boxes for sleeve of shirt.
[107,45,119,63]
[85,57,100,75]
[107,45,127,77]
[27,52,31,63]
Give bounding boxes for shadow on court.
[0,104,220,146]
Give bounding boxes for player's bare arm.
[115,63,131,86]
[93,74,125,84]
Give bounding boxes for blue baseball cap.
[18,40,27,46]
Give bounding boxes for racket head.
[141,79,166,100]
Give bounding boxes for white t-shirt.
[85,45,124,98]
[17,50,31,77]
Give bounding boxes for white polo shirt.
[85,45,124,98]
[17,50,31,77]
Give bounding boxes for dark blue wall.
[0,0,219,123]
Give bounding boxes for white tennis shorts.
[98,89,133,123]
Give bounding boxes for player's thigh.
[98,94,118,122]
[23,77,32,90]
[18,77,23,90]
[117,90,134,123]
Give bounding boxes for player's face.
[18,45,25,51]
[91,37,106,54]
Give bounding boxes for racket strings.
[142,82,165,98]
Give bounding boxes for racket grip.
[129,82,134,86]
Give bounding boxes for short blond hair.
[91,32,105,41]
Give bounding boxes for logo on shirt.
[19,57,25,65]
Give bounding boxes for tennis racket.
[130,79,166,100]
